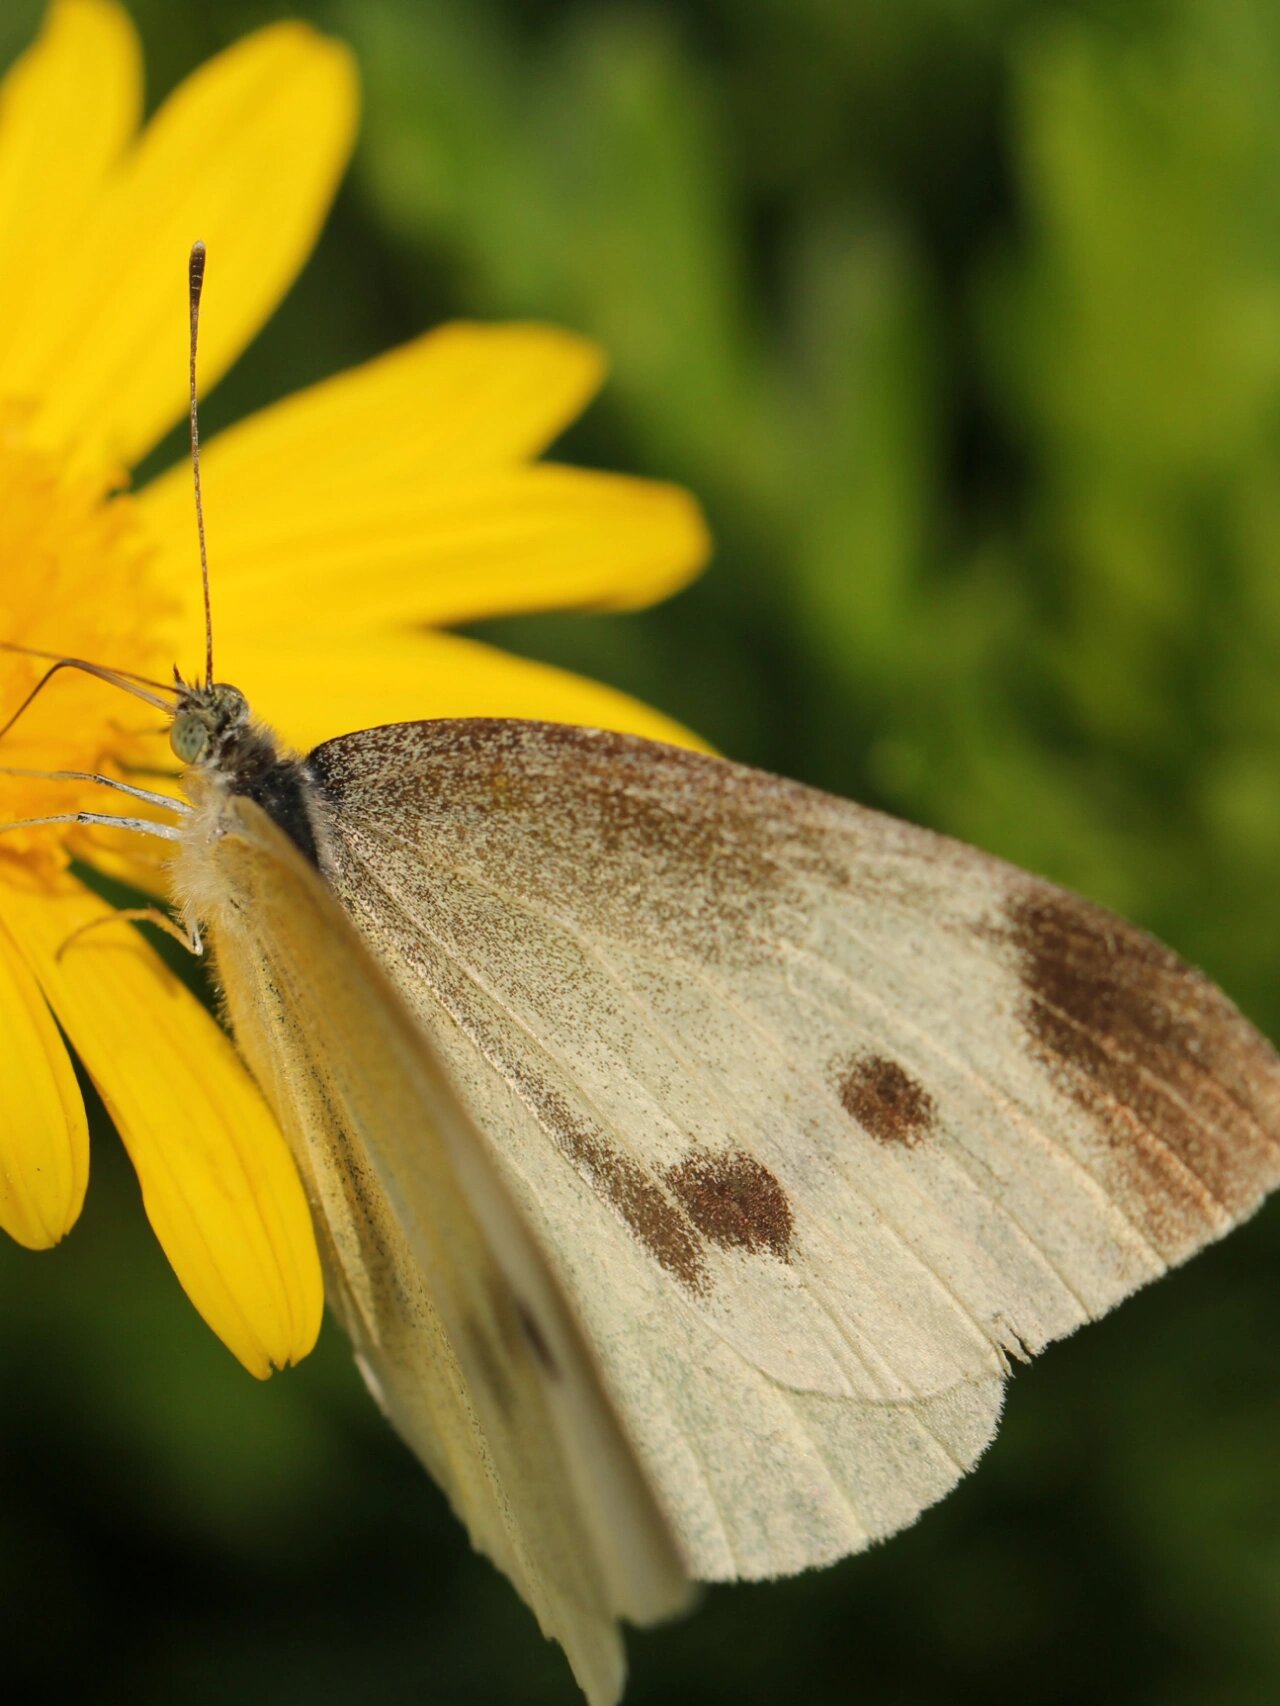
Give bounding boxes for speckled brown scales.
[172,711,1280,1706]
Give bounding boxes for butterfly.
[11,247,1280,1704]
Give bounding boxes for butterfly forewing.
[306,719,1280,1579]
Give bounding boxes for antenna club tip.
[188,241,206,299]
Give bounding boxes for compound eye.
[214,684,248,724]
[170,714,208,765]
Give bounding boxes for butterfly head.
[169,679,250,768]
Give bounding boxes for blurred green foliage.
[2,0,1279,1702]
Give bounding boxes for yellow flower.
[0,3,709,1377]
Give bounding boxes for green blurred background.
[2,0,1279,1701]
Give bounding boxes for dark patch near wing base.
[838,1054,937,1149]
[309,719,857,968]
[663,1151,794,1261]
[997,883,1280,1253]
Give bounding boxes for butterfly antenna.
[188,241,214,688]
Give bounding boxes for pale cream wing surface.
[308,720,1280,1581]
[174,789,692,1706]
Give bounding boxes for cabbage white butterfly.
[9,247,1279,1705]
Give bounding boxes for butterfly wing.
[183,789,692,1706]
[308,719,1280,1580]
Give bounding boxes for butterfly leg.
[0,767,189,814]
[0,811,181,839]
[55,906,203,962]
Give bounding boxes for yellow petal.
[136,320,707,632]
[220,627,712,755]
[0,895,88,1249]
[146,457,709,639]
[3,875,323,1378]
[138,325,607,558]
[0,1,141,381]
[14,22,358,471]
[231,463,707,630]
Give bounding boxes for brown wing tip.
[994,881,1280,1260]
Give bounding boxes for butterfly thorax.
[169,678,330,869]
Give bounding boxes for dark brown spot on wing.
[499,1066,798,1284]
[839,1054,936,1148]
[513,1300,560,1381]
[663,1150,794,1261]
[513,1071,710,1291]
[997,883,1280,1255]
[460,1310,515,1417]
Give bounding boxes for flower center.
[0,409,179,875]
